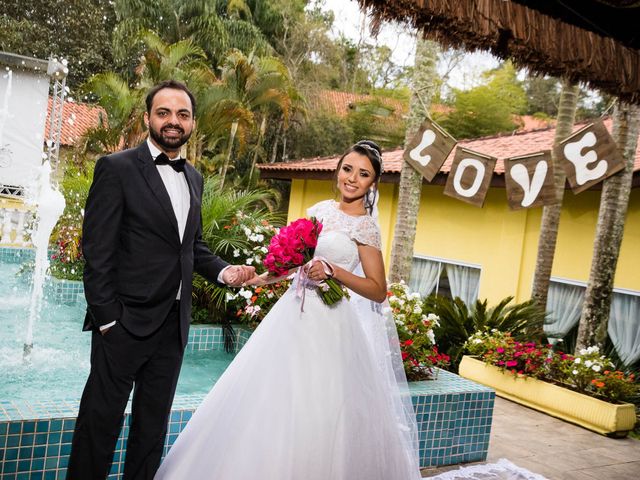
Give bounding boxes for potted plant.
[459,330,637,437]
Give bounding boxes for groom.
[67,80,256,479]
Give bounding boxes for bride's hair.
[334,140,384,215]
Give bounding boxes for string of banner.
[404,118,625,210]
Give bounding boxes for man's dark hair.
[145,80,196,116]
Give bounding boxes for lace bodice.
[307,200,381,273]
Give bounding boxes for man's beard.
[149,123,192,150]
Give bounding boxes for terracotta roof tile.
[307,89,408,117]
[258,118,640,175]
[44,98,104,146]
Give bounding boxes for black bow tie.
[155,153,186,173]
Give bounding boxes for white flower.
[260,247,268,254]
[395,320,405,326]
[473,338,483,344]
[255,234,264,242]
[574,357,581,364]
[572,369,579,375]
[225,292,237,301]
[233,249,240,258]
[426,330,435,344]
[266,292,274,299]
[585,360,593,368]
[410,292,421,300]
[245,258,254,265]
[389,295,398,303]
[579,348,588,355]
[592,365,601,372]
[238,289,252,300]
[413,305,422,314]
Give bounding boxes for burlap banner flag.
[554,120,625,194]
[444,147,497,207]
[504,151,556,210]
[404,118,457,182]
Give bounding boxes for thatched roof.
[357,0,640,104]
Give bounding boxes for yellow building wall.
[289,179,640,303]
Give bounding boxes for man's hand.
[223,265,256,287]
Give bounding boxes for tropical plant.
[191,176,284,317]
[48,163,95,281]
[215,49,296,187]
[111,0,273,71]
[426,295,547,371]
[388,282,450,381]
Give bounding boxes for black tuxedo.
[67,142,229,480]
[81,142,227,346]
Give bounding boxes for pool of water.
[0,262,235,403]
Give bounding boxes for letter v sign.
[504,151,556,210]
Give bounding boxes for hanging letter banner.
[404,118,457,182]
[555,121,625,194]
[444,147,497,207]
[504,151,556,210]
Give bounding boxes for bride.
[155,140,422,479]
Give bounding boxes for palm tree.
[575,102,640,351]
[80,73,145,153]
[215,50,294,187]
[112,0,272,70]
[388,37,440,283]
[80,33,214,155]
[530,80,580,309]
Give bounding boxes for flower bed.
[460,330,638,436]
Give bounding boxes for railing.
[0,197,33,247]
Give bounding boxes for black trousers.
[67,304,184,480]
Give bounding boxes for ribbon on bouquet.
[295,257,334,312]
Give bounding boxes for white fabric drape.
[445,264,480,306]
[409,258,441,296]
[545,282,585,338]
[608,293,640,365]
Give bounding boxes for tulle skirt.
[155,288,421,479]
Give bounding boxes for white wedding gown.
[155,200,422,480]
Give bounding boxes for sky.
[320,0,501,91]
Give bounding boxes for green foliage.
[288,113,354,159]
[48,163,95,281]
[192,176,284,315]
[425,295,547,371]
[346,98,406,149]
[388,283,450,381]
[439,62,528,139]
[0,0,117,88]
[524,75,561,117]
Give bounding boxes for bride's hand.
[242,271,270,287]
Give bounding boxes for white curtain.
[608,293,640,365]
[445,264,480,306]
[409,258,441,296]
[545,282,584,338]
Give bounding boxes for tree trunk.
[575,102,640,352]
[249,115,267,181]
[220,121,239,189]
[530,81,580,309]
[388,37,440,283]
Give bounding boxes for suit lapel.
[183,164,200,241]
[136,144,181,239]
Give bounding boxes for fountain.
[23,160,65,357]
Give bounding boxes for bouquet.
[263,217,348,306]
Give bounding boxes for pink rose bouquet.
[263,217,348,306]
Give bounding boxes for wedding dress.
[155,200,422,480]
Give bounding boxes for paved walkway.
[421,396,640,479]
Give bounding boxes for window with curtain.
[410,257,481,306]
[546,279,640,365]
